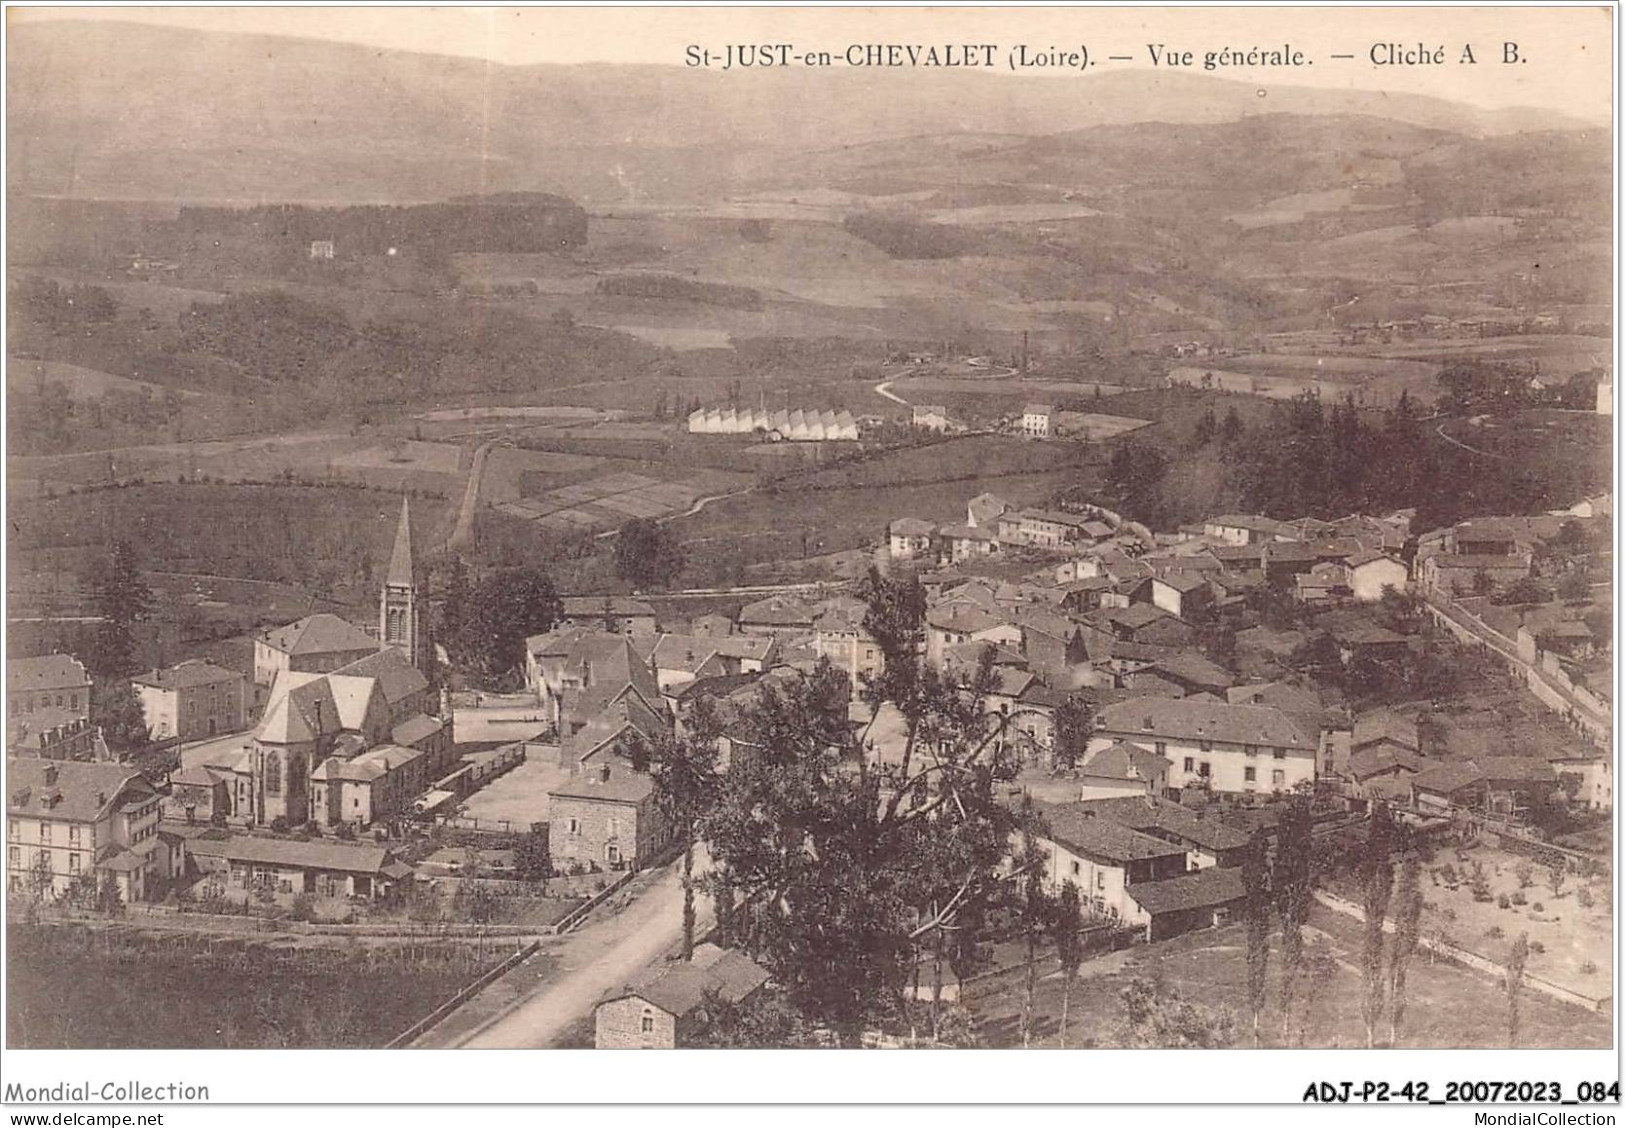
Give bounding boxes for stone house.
[594,945,769,1049]
[548,763,671,871]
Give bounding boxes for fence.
[551,869,638,934]
[1424,595,1610,745]
[386,940,542,1048]
[1312,889,1609,1014]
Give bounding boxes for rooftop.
[1036,800,1189,863]
[132,659,243,692]
[1096,698,1319,751]
[7,654,90,692]
[187,834,398,875]
[260,614,377,658]
[1127,866,1246,916]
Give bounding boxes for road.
[1435,419,1508,460]
[592,484,757,540]
[447,437,503,551]
[444,846,714,1048]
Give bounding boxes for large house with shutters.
[6,758,165,902]
[1089,698,1321,795]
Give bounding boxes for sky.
[9,5,1614,121]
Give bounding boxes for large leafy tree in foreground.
[706,568,1021,1044]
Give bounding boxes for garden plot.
[1419,842,1611,1003]
[511,474,712,533]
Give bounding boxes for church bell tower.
[380,496,423,670]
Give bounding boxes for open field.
[9,429,464,497]
[889,374,1128,401]
[7,357,204,400]
[968,904,1610,1049]
[9,482,453,595]
[1169,357,1438,408]
[6,920,512,1049]
[1054,411,1153,440]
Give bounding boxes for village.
[6,448,1614,1048]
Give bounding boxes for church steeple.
[386,496,415,588]
[380,497,422,669]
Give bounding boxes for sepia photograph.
[1,1,1616,1093]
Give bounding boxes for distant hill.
[7,18,1596,205]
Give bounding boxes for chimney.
[599,764,612,784]
[43,764,58,787]
[96,791,106,808]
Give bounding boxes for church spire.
[386,496,414,588]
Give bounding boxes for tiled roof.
[131,659,241,691]
[1127,866,1246,916]
[926,604,1008,634]
[1096,698,1318,751]
[603,948,769,1017]
[7,654,90,692]
[549,766,655,804]
[187,834,396,875]
[6,758,154,823]
[1347,746,1424,782]
[260,614,378,657]
[331,647,428,706]
[1080,741,1168,784]
[738,596,816,627]
[1149,651,1235,691]
[1074,794,1254,853]
[1412,761,1485,794]
[389,713,442,749]
[1352,710,1420,752]
[1037,801,1188,863]
[1474,757,1557,783]
[890,517,936,536]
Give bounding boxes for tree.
[1219,405,1244,447]
[1471,568,1496,597]
[1274,794,1316,1044]
[1192,406,1218,447]
[1493,576,1549,606]
[1387,855,1423,1047]
[707,595,1018,1043]
[513,827,553,881]
[1016,797,1053,1048]
[92,678,149,753]
[440,555,471,652]
[1295,940,1341,1047]
[1360,802,1397,1047]
[1053,880,1086,1048]
[1504,932,1530,1047]
[1242,831,1272,1047]
[1103,441,1170,528]
[27,850,53,902]
[1051,696,1093,773]
[614,518,687,590]
[448,567,562,685]
[1556,567,1592,602]
[88,540,154,678]
[1119,975,1237,1048]
[1547,865,1566,898]
[651,699,722,961]
[690,989,813,1048]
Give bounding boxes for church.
[176,499,452,830]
